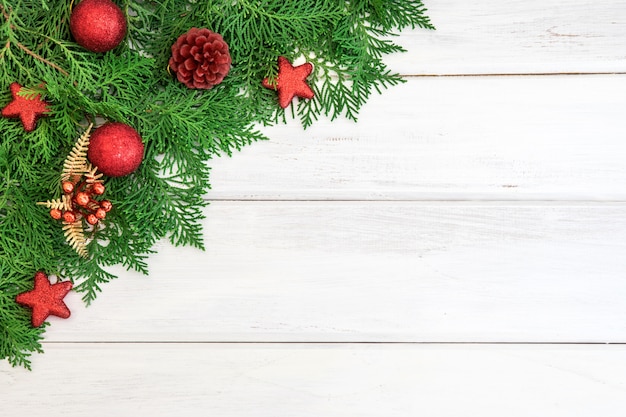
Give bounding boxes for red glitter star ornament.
[262,56,314,108]
[15,272,73,327]
[1,83,50,132]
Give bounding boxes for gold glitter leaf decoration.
[62,221,88,258]
[62,123,93,182]
[36,194,72,211]
[84,162,103,184]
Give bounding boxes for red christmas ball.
[70,0,127,53]
[88,122,144,177]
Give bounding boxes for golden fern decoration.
[38,124,111,258]
[36,194,72,211]
[62,221,88,258]
[84,162,103,184]
[61,123,93,182]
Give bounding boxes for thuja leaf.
[0,0,433,367]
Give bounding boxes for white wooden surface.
[3,1,626,415]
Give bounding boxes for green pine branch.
[0,0,433,367]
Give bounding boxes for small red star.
[15,272,73,327]
[1,82,50,132]
[262,56,314,108]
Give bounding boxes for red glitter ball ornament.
[1,83,50,132]
[169,28,231,89]
[88,122,144,177]
[16,272,72,327]
[70,0,127,53]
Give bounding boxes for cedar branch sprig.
[1,0,433,368]
[0,3,70,77]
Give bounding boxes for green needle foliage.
[0,0,433,368]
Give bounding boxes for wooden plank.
[209,75,626,201]
[385,0,626,75]
[2,343,626,416]
[46,202,626,343]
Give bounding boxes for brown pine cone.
[169,28,231,89]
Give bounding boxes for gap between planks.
[401,72,626,77]
[202,199,626,205]
[42,341,626,345]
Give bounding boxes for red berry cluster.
[49,179,112,226]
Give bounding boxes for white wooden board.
[209,75,626,200]
[46,202,626,343]
[4,1,626,416]
[385,0,626,75]
[2,344,626,417]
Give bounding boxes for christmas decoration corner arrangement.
[0,0,433,369]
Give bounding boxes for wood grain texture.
[45,202,626,343]
[4,2,626,416]
[2,344,626,417]
[385,0,626,75]
[209,75,626,201]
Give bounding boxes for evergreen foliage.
[0,0,433,368]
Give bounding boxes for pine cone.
[169,28,231,89]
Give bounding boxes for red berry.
[91,182,105,195]
[62,181,75,194]
[86,214,99,225]
[95,208,107,219]
[75,191,91,207]
[63,211,77,223]
[50,209,62,220]
[100,200,113,212]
